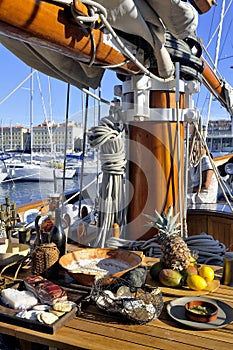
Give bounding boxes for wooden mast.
[119,74,186,240]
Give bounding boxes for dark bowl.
[185,300,218,323]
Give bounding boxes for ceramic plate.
[167,296,233,329]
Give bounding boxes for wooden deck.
[0,255,232,350]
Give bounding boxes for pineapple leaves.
[143,206,181,235]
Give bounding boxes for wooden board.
[146,277,220,296]
[0,286,77,334]
[0,303,77,334]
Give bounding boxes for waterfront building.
[0,125,28,151]
[33,120,83,153]
[0,120,84,153]
[206,119,233,153]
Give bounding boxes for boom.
[0,0,232,113]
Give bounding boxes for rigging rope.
[46,0,209,84]
[89,116,127,247]
[189,121,233,211]
[0,70,36,106]
[78,90,89,217]
[61,83,70,214]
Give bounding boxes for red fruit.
[186,265,198,276]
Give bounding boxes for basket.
[31,243,60,277]
[90,276,164,324]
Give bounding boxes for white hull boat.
[5,160,76,182]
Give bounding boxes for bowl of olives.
[185,299,218,323]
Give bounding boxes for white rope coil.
[89,117,126,247]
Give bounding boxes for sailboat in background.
[0,69,76,182]
[3,157,76,182]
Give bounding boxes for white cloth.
[187,155,218,204]
[96,0,198,78]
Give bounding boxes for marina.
[0,178,79,207]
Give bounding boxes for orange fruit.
[198,266,215,283]
[187,274,208,291]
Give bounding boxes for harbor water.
[0,177,80,207]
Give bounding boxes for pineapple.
[144,207,191,271]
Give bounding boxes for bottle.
[50,205,66,257]
[221,252,233,286]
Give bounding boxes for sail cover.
[0,0,198,87]
[0,35,105,90]
[97,0,198,43]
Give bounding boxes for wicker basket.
[31,243,60,277]
[90,276,164,324]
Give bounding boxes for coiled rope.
[89,117,127,247]
[185,233,226,266]
[106,232,226,266]
[164,32,204,82]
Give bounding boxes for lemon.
[187,274,208,291]
[198,266,215,283]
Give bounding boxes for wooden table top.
[0,256,233,350]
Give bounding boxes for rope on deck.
[106,232,226,266]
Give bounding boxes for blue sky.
[0,1,232,128]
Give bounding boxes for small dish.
[167,296,233,330]
[185,300,218,323]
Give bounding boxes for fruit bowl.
[185,299,218,323]
[59,248,142,286]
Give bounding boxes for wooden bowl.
[185,300,218,323]
[59,248,142,286]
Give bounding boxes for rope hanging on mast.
[89,116,127,247]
